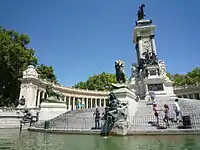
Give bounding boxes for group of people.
[153,98,183,128]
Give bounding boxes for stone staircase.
[131,96,200,131]
[33,96,200,131]
[35,108,105,129]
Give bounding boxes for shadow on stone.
[148,121,157,127]
[177,126,192,129]
[157,125,167,129]
[91,127,101,130]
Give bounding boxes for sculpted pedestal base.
[110,87,137,136]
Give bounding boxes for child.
[163,104,170,128]
[153,104,160,126]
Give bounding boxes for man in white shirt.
[174,99,182,122]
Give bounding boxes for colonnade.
[35,89,108,110]
[177,93,200,100]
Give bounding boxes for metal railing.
[33,113,200,131]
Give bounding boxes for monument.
[129,4,175,100]
[101,60,137,136]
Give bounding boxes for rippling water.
[0,129,200,150]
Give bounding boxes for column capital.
[136,36,142,42]
[150,34,155,39]
[135,44,138,49]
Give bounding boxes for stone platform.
[28,127,200,135]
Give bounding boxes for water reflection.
[0,130,200,150]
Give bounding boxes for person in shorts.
[163,104,170,128]
[174,99,182,123]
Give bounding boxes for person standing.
[153,104,161,126]
[163,104,170,128]
[173,99,182,123]
[93,108,101,129]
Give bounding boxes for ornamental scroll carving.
[23,65,38,79]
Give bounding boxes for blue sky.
[0,0,200,86]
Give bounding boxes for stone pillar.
[95,98,98,108]
[86,98,88,109]
[64,96,66,102]
[19,65,39,108]
[42,92,45,99]
[104,99,106,107]
[150,35,157,55]
[68,96,71,110]
[99,99,102,107]
[19,83,38,108]
[72,97,75,110]
[91,98,93,108]
[37,90,41,108]
[137,36,142,61]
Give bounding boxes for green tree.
[187,67,200,83]
[36,64,57,83]
[0,27,38,106]
[73,72,116,91]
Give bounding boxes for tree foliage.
[36,64,57,83]
[0,27,38,106]
[73,72,116,91]
[167,67,200,86]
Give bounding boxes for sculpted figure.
[115,60,126,84]
[101,92,128,136]
[137,4,146,21]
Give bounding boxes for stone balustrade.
[173,82,200,100]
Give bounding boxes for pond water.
[0,129,200,150]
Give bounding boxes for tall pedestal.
[130,19,175,99]
[109,87,137,135]
[19,65,39,108]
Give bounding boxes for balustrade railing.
[174,82,200,90]
[0,107,40,117]
[33,113,200,131]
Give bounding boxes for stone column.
[104,99,106,107]
[137,36,142,61]
[95,98,97,108]
[64,96,66,102]
[72,97,75,110]
[91,98,93,108]
[68,96,71,110]
[42,92,45,99]
[99,99,102,107]
[37,90,41,108]
[86,98,88,109]
[150,35,157,55]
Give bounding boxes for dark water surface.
[0,129,200,150]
